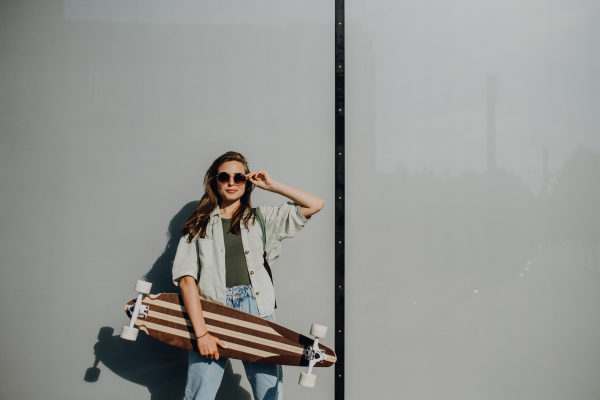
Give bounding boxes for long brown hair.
[181,151,257,242]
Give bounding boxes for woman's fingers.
[199,335,226,361]
[211,339,220,360]
[245,171,272,190]
[247,172,265,187]
[201,347,217,360]
[247,171,266,180]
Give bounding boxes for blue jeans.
[184,285,283,400]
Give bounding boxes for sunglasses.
[216,172,247,185]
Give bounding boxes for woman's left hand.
[246,171,275,191]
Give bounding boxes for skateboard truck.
[127,303,149,319]
[298,323,328,388]
[120,280,152,341]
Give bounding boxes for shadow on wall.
[84,202,252,400]
[144,201,200,295]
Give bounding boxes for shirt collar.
[210,205,251,219]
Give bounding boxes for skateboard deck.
[124,293,336,367]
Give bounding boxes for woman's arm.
[246,171,325,217]
[179,276,227,359]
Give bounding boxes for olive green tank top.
[221,218,251,287]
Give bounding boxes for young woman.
[172,151,324,400]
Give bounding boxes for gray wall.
[346,0,600,399]
[0,1,334,399]
[2,0,600,399]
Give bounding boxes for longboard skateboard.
[121,280,335,387]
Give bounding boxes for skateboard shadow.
[85,327,250,400]
[84,202,252,400]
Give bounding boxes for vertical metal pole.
[335,0,345,399]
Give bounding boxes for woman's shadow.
[84,201,251,400]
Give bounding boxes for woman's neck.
[219,199,241,219]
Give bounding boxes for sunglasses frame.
[216,172,247,186]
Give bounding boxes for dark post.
[335,0,345,399]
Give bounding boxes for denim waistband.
[225,285,255,301]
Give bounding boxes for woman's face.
[216,161,247,203]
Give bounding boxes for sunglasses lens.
[217,172,229,183]
[217,172,246,185]
[234,173,246,184]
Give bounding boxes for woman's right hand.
[196,333,228,360]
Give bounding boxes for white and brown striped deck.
[125,293,336,367]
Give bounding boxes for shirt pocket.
[197,239,214,268]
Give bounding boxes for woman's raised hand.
[246,171,275,191]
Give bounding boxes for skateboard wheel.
[298,372,317,388]
[134,280,152,294]
[310,324,327,339]
[120,325,139,341]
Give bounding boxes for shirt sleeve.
[259,201,310,241]
[172,235,200,286]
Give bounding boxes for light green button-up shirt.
[172,201,310,317]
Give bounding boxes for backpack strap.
[255,208,277,309]
[256,208,267,251]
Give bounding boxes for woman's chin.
[222,194,243,202]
